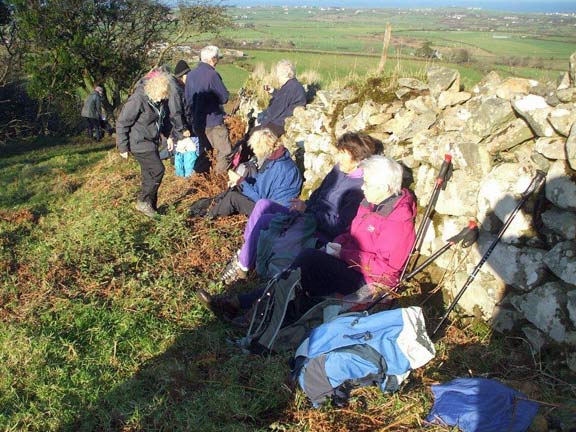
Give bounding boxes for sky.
[227,0,576,13]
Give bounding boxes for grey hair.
[360,155,403,195]
[276,59,296,82]
[200,45,220,63]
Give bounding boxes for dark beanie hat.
[174,60,191,78]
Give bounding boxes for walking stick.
[365,220,479,312]
[399,154,453,281]
[432,170,546,337]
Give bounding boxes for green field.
[186,6,576,92]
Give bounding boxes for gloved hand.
[119,152,129,159]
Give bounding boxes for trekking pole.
[399,154,453,281]
[365,220,479,312]
[432,170,546,337]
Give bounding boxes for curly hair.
[249,128,282,160]
[144,73,171,103]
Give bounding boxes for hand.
[167,137,174,151]
[289,198,306,213]
[227,169,242,188]
[119,152,129,159]
[183,130,191,138]
[325,242,342,258]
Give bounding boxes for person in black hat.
[174,60,191,81]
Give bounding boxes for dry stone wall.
[239,57,576,371]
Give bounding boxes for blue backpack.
[291,307,435,407]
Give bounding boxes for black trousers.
[132,150,165,210]
[208,189,255,218]
[291,248,366,297]
[86,117,102,141]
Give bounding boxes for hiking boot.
[135,201,157,218]
[197,289,241,318]
[221,254,247,285]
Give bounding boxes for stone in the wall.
[449,269,504,318]
[438,105,471,132]
[471,70,502,95]
[435,174,481,216]
[413,130,489,175]
[541,208,576,240]
[437,91,472,109]
[477,164,537,241]
[335,100,380,136]
[427,66,460,97]
[465,95,516,139]
[405,95,438,115]
[494,77,540,100]
[567,123,576,170]
[557,72,571,91]
[521,326,547,352]
[368,112,392,127]
[510,282,567,343]
[512,95,556,137]
[484,118,534,154]
[382,109,437,142]
[548,105,576,137]
[570,51,576,86]
[471,232,547,291]
[556,88,576,103]
[568,289,576,326]
[398,77,428,91]
[545,159,576,210]
[543,241,576,285]
[491,306,521,332]
[534,136,567,160]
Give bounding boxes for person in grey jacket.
[116,73,172,218]
[184,45,231,174]
[81,86,104,141]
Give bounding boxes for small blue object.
[175,150,198,177]
[426,377,539,432]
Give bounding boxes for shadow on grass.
[60,320,292,432]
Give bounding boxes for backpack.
[291,306,435,407]
[256,212,319,279]
[237,268,312,354]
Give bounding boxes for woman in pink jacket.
[292,155,416,297]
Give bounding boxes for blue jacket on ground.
[261,78,306,135]
[305,165,364,240]
[184,62,229,130]
[240,148,302,207]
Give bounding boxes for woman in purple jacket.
[294,155,416,297]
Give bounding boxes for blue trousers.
[174,151,198,177]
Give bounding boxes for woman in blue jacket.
[207,128,302,218]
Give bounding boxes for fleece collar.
[361,192,402,217]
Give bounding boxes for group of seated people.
[197,130,417,325]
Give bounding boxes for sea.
[228,1,576,14]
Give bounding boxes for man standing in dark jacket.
[116,73,171,218]
[260,60,307,137]
[184,45,231,174]
[82,86,104,141]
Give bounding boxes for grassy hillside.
[1,137,574,431]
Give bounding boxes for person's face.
[335,148,356,173]
[362,173,390,205]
